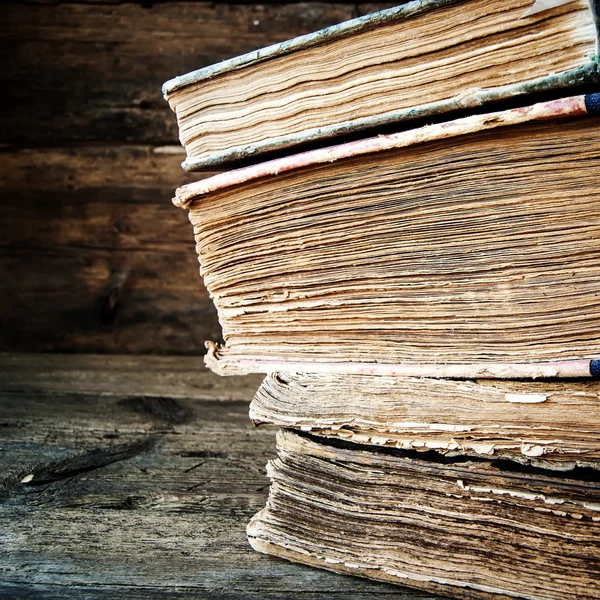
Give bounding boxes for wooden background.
[0,0,393,355]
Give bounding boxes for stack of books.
[163,1,600,597]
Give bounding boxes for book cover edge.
[173,93,594,207]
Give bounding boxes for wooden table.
[0,354,443,599]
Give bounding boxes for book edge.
[204,342,600,379]
[174,93,593,207]
[180,64,600,171]
[247,429,600,597]
[249,372,600,466]
[245,531,521,599]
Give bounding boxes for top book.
[163,0,599,171]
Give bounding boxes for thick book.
[163,0,600,170]
[174,95,600,378]
[251,372,600,468]
[249,429,600,599]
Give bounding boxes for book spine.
[585,89,600,112]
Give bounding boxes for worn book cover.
[164,0,600,169]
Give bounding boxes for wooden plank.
[0,146,220,353]
[0,354,438,599]
[0,2,384,145]
[0,353,264,400]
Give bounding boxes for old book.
[249,429,600,599]
[163,0,600,170]
[251,372,600,468]
[174,95,600,378]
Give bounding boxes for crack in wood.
[96,494,148,511]
[186,481,208,492]
[0,437,157,502]
[183,461,206,473]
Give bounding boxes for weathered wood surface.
[0,354,442,599]
[0,353,265,399]
[0,1,394,354]
[0,145,220,354]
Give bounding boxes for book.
[249,429,600,600]
[174,95,600,378]
[251,372,600,468]
[163,0,600,170]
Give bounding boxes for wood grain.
[0,145,220,353]
[0,354,441,599]
[0,352,265,400]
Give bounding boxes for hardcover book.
[163,0,600,170]
[249,429,600,599]
[174,95,600,378]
